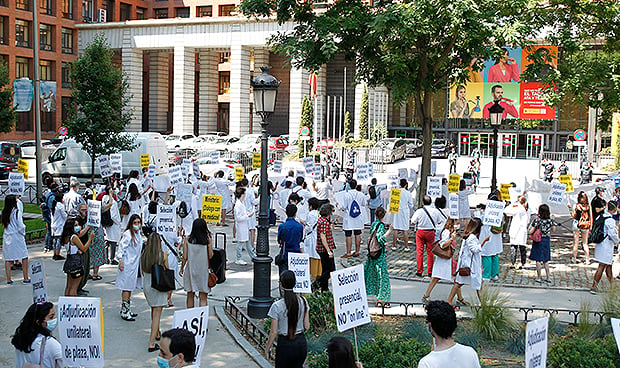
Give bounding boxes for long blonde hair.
[141,233,165,273]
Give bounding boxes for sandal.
[352,252,360,257]
[156,331,161,341]
[341,253,352,258]
[148,343,160,352]
[167,301,174,307]
[456,298,469,306]
[88,274,94,280]
[92,275,103,281]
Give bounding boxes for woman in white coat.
[391,179,414,252]
[457,180,473,233]
[50,192,68,261]
[591,201,619,294]
[447,218,490,305]
[2,195,30,284]
[116,214,144,321]
[304,198,322,281]
[504,196,530,269]
[234,187,255,264]
[480,192,504,282]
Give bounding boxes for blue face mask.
[157,355,178,368]
[74,226,81,234]
[45,318,57,332]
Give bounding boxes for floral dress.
[364,220,391,302]
[89,226,107,269]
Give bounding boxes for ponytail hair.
[280,270,300,340]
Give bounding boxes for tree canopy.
[0,61,16,134]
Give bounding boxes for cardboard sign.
[172,307,209,367]
[398,168,408,180]
[201,195,222,223]
[140,154,150,168]
[500,183,512,201]
[449,193,459,219]
[252,152,262,169]
[482,200,505,227]
[96,155,112,178]
[558,174,574,193]
[356,163,368,181]
[273,160,282,174]
[611,318,620,354]
[313,165,322,178]
[58,296,104,368]
[193,161,200,178]
[525,317,548,368]
[30,260,47,303]
[426,177,442,198]
[295,168,305,179]
[17,158,28,178]
[210,151,220,165]
[302,157,314,172]
[389,188,401,214]
[331,264,371,332]
[367,162,374,177]
[110,154,122,174]
[408,168,417,182]
[169,166,183,188]
[547,182,566,205]
[448,174,460,193]
[8,172,24,196]
[86,200,101,228]
[148,164,156,180]
[430,160,437,176]
[156,205,176,239]
[235,167,244,182]
[181,159,191,180]
[288,253,311,293]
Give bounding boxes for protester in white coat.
[391,179,414,252]
[338,179,368,258]
[591,201,619,294]
[234,187,255,265]
[304,198,322,281]
[116,214,143,321]
[457,180,473,233]
[504,196,530,269]
[50,192,68,261]
[214,170,234,226]
[102,188,122,265]
[2,195,30,284]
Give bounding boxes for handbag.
[151,264,176,292]
[208,272,218,288]
[274,244,286,266]
[22,336,47,368]
[457,244,474,277]
[528,218,542,242]
[63,253,83,275]
[432,238,455,259]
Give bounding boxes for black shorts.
[344,229,362,237]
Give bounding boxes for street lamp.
[247,66,280,318]
[488,101,504,193]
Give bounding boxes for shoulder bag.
[151,263,176,292]
[528,217,542,242]
[432,236,455,259]
[22,336,48,368]
[457,240,474,276]
[275,223,287,266]
[63,238,83,276]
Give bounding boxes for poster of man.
[39,81,57,112]
[482,83,520,119]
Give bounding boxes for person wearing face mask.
[116,214,144,321]
[102,186,122,265]
[62,217,94,296]
[157,328,197,368]
[75,203,93,296]
[12,302,63,368]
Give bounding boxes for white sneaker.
[404,247,411,252]
[235,260,247,265]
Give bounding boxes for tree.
[359,85,369,140]
[298,95,314,157]
[240,0,535,203]
[67,33,135,183]
[0,61,16,133]
[343,111,352,143]
[372,121,387,142]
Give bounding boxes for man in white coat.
[337,179,368,258]
[102,186,122,265]
[392,179,414,252]
[63,179,85,217]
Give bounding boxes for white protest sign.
[398,168,408,180]
[86,200,101,227]
[302,157,314,172]
[169,166,183,188]
[177,183,193,203]
[273,160,282,174]
[449,193,459,219]
[172,307,209,367]
[193,161,200,178]
[331,264,371,332]
[483,200,505,227]
[547,182,566,205]
[288,253,311,293]
[431,160,437,175]
[96,155,112,178]
[110,154,122,174]
[611,318,620,354]
[525,317,548,368]
[148,164,156,180]
[409,168,417,182]
[356,163,368,181]
[156,205,176,240]
[8,172,24,196]
[426,177,442,198]
[296,168,305,178]
[313,165,322,178]
[30,260,47,303]
[153,175,171,193]
[58,296,104,367]
[210,151,220,165]
[181,159,191,180]
[367,162,374,177]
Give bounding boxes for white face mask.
[454,224,460,231]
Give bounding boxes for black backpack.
[369,185,377,200]
[101,206,114,228]
[588,213,607,244]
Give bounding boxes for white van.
[41,133,168,182]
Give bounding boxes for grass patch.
[471,286,516,341]
[0,200,42,214]
[0,201,46,239]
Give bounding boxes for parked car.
[165,133,196,151]
[20,140,51,158]
[0,162,13,179]
[316,138,339,152]
[369,138,407,163]
[431,139,452,158]
[403,138,423,157]
[193,136,240,153]
[229,134,262,152]
[268,136,289,150]
[181,135,221,152]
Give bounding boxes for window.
[154,8,168,19]
[15,20,31,48]
[16,112,32,132]
[15,57,30,78]
[219,5,235,16]
[219,52,231,63]
[61,97,72,124]
[40,60,53,80]
[62,0,73,19]
[61,28,73,54]
[176,7,189,18]
[61,62,71,88]
[16,0,31,11]
[82,0,92,22]
[136,7,145,19]
[49,147,66,162]
[197,6,212,17]
[40,24,53,51]
[219,72,230,94]
[120,3,131,21]
[100,0,114,21]
[40,0,53,15]
[0,16,6,45]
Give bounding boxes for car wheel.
[391,155,395,163]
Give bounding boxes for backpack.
[368,222,384,260]
[588,213,607,244]
[349,194,361,218]
[369,185,377,200]
[577,208,591,229]
[101,207,114,228]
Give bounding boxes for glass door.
[501,133,517,158]
[526,134,544,158]
[459,133,471,156]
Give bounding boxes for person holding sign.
[504,196,530,270]
[447,218,490,305]
[181,218,214,308]
[2,195,30,285]
[315,204,336,292]
[214,170,235,226]
[528,204,557,284]
[264,270,310,367]
[116,214,144,321]
[422,218,460,305]
[391,179,414,252]
[457,180,473,234]
[590,201,619,294]
[12,301,63,368]
[61,218,94,296]
[364,207,393,307]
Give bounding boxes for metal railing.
[224,296,274,360]
[0,228,47,246]
[332,147,384,173]
[0,183,40,203]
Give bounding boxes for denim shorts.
[572,220,589,233]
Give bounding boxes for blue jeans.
[44,223,53,250]
[369,208,377,224]
[236,240,256,262]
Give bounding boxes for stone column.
[121,32,142,132]
[314,65,327,144]
[173,45,195,134]
[198,49,218,133]
[229,44,251,137]
[288,66,310,142]
[149,51,169,133]
[354,83,364,139]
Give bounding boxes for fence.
[332,146,385,173]
[0,183,40,203]
[539,151,617,179]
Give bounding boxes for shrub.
[504,324,526,355]
[548,336,620,368]
[401,319,432,345]
[306,290,337,334]
[358,335,430,368]
[454,324,484,351]
[600,285,620,321]
[471,286,516,341]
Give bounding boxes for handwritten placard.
[273,160,282,174]
[58,296,104,368]
[30,260,47,303]
[288,253,311,293]
[96,155,112,178]
[110,154,122,174]
[558,174,574,193]
[547,182,566,205]
[389,188,401,214]
[525,317,548,368]
[140,154,150,168]
[426,177,442,198]
[449,193,459,219]
[448,174,460,193]
[172,307,209,367]
[8,172,24,196]
[86,200,101,227]
[482,200,505,227]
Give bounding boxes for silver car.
[369,138,407,163]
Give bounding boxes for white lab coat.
[338,190,368,231]
[51,202,68,237]
[455,234,483,290]
[2,208,27,261]
[244,187,259,230]
[504,203,529,246]
[480,214,503,257]
[457,189,472,219]
[215,178,234,210]
[303,209,320,259]
[102,195,122,243]
[594,213,620,265]
[234,199,250,242]
[392,189,414,231]
[115,230,143,291]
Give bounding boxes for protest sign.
[96,155,112,178]
[177,184,193,203]
[398,168,408,180]
[331,264,371,332]
[140,154,150,168]
[356,163,368,181]
[169,166,183,188]
[611,318,620,354]
[210,151,220,165]
[235,167,244,182]
[58,296,104,368]
[252,153,262,169]
[448,174,460,193]
[153,176,171,193]
[449,193,459,219]
[430,160,437,175]
[295,168,305,179]
[367,162,374,177]
[30,260,47,303]
[525,317,548,368]
[426,177,442,198]
[558,174,574,193]
[288,253,311,293]
[110,154,122,174]
[86,200,101,228]
[201,195,222,223]
[389,188,401,214]
[273,160,282,174]
[193,161,200,178]
[8,172,24,196]
[148,164,156,180]
[547,182,566,205]
[302,157,314,172]
[482,200,505,227]
[181,159,191,180]
[409,168,417,182]
[156,205,176,239]
[17,158,28,178]
[313,165,322,178]
[500,183,512,201]
[172,307,209,367]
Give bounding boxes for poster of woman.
[484,47,522,83]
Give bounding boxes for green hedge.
[548,336,620,368]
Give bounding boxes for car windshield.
[212,137,228,144]
[376,140,395,149]
[238,135,258,144]
[165,135,180,141]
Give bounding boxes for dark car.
[0,142,21,168]
[403,138,423,157]
[431,139,452,158]
[0,162,12,179]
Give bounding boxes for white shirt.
[339,190,368,231]
[234,199,250,242]
[418,343,481,368]
[14,334,63,368]
[51,202,68,237]
[102,195,122,242]
[63,189,84,217]
[314,181,332,200]
[411,205,442,231]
